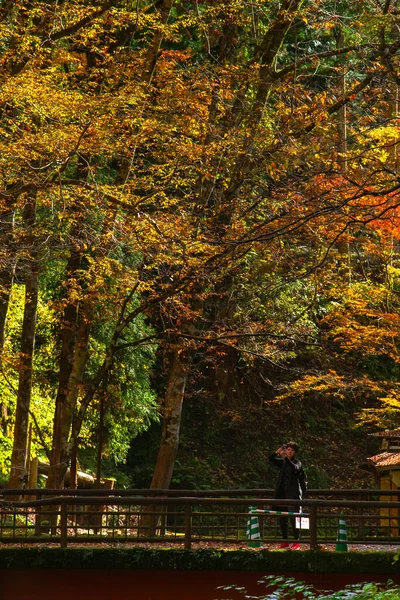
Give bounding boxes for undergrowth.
[217,576,400,599]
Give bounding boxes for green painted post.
[246,507,261,548]
[335,512,348,552]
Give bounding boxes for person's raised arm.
[269,445,286,466]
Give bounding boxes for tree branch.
[28,410,51,462]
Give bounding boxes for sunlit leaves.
[0,0,400,481]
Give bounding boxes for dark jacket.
[269,452,307,500]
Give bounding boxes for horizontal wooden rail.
[0,494,398,508]
[2,488,400,498]
[1,496,400,509]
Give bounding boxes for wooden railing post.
[309,505,318,550]
[34,492,42,536]
[184,503,192,550]
[60,502,68,548]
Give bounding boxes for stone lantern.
[364,430,400,536]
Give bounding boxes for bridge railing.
[0,489,399,549]
[1,488,397,497]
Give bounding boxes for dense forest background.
[0,0,399,492]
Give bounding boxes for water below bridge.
[1,569,399,600]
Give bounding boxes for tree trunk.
[50,210,127,486]
[57,300,93,486]
[139,345,190,535]
[0,206,15,433]
[388,84,398,171]
[8,195,38,491]
[46,250,81,489]
[0,208,15,349]
[141,0,175,84]
[96,392,105,487]
[150,347,190,489]
[47,156,89,490]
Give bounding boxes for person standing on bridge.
[269,441,307,550]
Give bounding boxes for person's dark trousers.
[277,505,300,541]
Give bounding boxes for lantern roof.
[368,430,400,438]
[367,452,400,468]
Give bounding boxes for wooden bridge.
[0,488,399,550]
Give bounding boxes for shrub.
[217,576,400,599]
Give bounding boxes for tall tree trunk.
[8,195,38,491]
[48,204,120,487]
[150,346,190,489]
[140,344,190,535]
[53,206,118,487]
[58,300,93,487]
[0,208,15,349]
[46,250,81,489]
[47,157,88,490]
[0,206,15,432]
[41,299,91,530]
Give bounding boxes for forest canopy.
[0,0,399,490]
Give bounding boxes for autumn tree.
[146,0,400,490]
[1,0,399,493]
